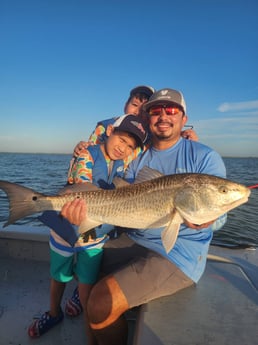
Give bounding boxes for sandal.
[65,286,83,317]
[28,309,64,338]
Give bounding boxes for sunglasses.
[148,105,182,116]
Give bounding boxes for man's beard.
[153,121,174,140]
[155,133,172,140]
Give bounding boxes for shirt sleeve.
[67,150,94,184]
[88,124,106,144]
[194,148,226,178]
[211,213,227,231]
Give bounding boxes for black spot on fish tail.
[0,180,50,226]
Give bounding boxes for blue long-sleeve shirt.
[125,137,227,283]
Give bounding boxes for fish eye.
[32,196,38,201]
[219,186,228,193]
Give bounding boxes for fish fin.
[0,180,48,226]
[78,219,102,234]
[58,183,99,195]
[161,211,183,253]
[112,177,130,188]
[112,166,164,187]
[147,215,172,228]
[135,166,164,183]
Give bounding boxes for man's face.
[147,104,187,141]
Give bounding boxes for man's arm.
[72,124,106,157]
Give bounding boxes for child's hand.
[61,199,86,225]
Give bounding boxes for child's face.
[105,130,138,161]
[124,95,148,116]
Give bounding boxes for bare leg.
[87,275,130,345]
[49,279,66,316]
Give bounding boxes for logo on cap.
[160,90,169,96]
[131,120,146,136]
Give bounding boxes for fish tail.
[0,180,50,227]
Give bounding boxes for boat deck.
[0,225,257,345]
[134,245,258,345]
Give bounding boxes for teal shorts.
[50,247,103,284]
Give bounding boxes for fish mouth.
[222,194,249,212]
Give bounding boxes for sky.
[0,0,257,157]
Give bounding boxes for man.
[61,88,226,345]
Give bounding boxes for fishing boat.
[0,224,257,345]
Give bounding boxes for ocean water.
[0,153,257,248]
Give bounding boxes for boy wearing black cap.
[68,114,146,185]
[28,115,147,341]
[63,85,155,319]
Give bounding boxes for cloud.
[217,100,258,112]
[192,114,258,157]
[191,115,258,141]
[193,115,258,128]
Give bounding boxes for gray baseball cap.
[143,88,186,114]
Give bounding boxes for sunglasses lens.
[165,107,180,115]
[149,107,162,116]
[149,106,180,116]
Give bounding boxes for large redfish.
[0,167,250,253]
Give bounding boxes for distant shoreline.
[0,152,71,156]
[0,152,257,159]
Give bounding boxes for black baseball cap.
[130,85,155,99]
[113,114,147,148]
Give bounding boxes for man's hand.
[184,219,216,230]
[61,199,86,226]
[181,129,198,141]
